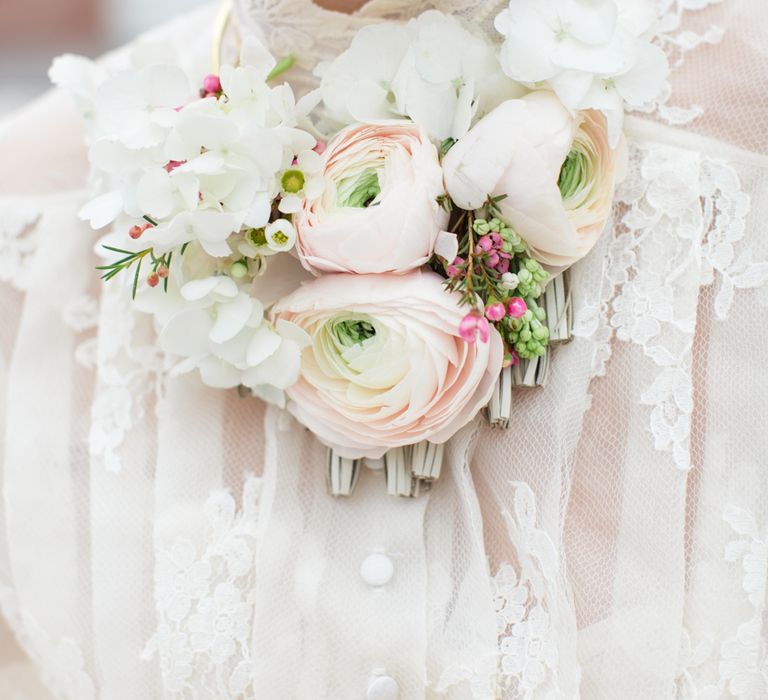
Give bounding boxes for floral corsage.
[52,0,669,496]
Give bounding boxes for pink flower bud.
[129,225,143,240]
[497,258,510,274]
[507,297,528,319]
[485,302,506,322]
[490,232,502,248]
[486,252,500,268]
[147,273,160,288]
[477,235,493,252]
[313,140,327,155]
[459,312,491,343]
[202,74,222,95]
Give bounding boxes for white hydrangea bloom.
[54,39,319,404]
[494,0,668,145]
[319,10,524,141]
[131,244,310,404]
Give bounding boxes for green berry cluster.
[515,258,549,299]
[504,303,549,359]
[473,217,527,255]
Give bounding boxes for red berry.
[147,273,160,288]
[129,225,143,239]
[156,265,169,279]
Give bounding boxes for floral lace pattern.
[635,0,725,126]
[435,482,571,700]
[492,482,568,699]
[675,506,768,698]
[587,141,763,471]
[0,199,41,291]
[88,283,170,472]
[0,587,95,700]
[144,476,262,698]
[717,506,768,697]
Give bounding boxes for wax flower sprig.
[440,200,551,365]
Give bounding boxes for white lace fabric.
[0,1,767,699]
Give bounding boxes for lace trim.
[675,506,768,698]
[590,141,763,471]
[437,482,573,699]
[143,476,262,698]
[88,283,170,472]
[0,587,95,700]
[0,200,41,291]
[634,0,726,126]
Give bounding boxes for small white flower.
[264,219,297,253]
[278,149,325,214]
[320,10,524,140]
[494,0,669,144]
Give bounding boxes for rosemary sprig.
[96,245,173,300]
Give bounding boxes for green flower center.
[337,169,381,208]
[246,227,267,247]
[332,318,376,348]
[282,169,306,194]
[558,149,589,200]
[270,230,289,246]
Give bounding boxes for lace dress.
[0,1,767,698]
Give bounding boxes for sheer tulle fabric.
[0,1,767,699]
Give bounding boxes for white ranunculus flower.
[320,10,524,141]
[494,0,669,145]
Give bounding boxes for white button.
[360,553,394,587]
[367,675,399,700]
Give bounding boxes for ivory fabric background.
[0,1,767,699]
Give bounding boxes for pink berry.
[202,74,222,95]
[147,273,160,288]
[129,225,143,240]
[156,265,169,279]
[486,302,506,322]
[507,297,528,319]
[477,235,493,252]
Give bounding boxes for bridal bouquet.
[53,0,669,496]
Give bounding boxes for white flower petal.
[245,192,272,228]
[246,325,282,367]
[297,149,322,173]
[275,319,312,349]
[159,308,212,357]
[79,190,123,229]
[212,276,239,299]
[210,293,253,344]
[614,42,669,106]
[278,195,302,215]
[136,169,175,220]
[197,357,242,389]
[181,277,220,301]
[434,231,459,262]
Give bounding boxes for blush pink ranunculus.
[271,270,504,458]
[442,91,626,271]
[295,121,449,274]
